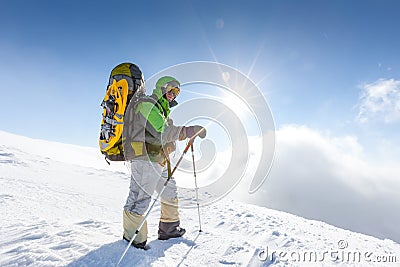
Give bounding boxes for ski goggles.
[163,81,180,97]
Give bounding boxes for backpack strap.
[135,94,168,117]
[150,94,168,118]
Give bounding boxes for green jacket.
[123,87,183,162]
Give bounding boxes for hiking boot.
[158,221,186,240]
[123,236,150,250]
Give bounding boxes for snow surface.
[1,130,399,266]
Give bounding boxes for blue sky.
[1,0,400,150]
[2,0,400,242]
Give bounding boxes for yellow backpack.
[99,63,144,163]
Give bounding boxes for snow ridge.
[1,131,399,266]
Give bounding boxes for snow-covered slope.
[1,131,399,266]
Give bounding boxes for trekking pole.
[116,135,199,267]
[190,143,202,232]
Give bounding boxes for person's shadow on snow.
[66,237,196,267]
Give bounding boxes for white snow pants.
[123,159,180,237]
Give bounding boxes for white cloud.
[231,125,400,243]
[357,78,400,123]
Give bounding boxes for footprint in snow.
[0,194,15,203]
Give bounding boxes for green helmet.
[156,76,180,94]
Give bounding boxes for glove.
[185,125,206,139]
